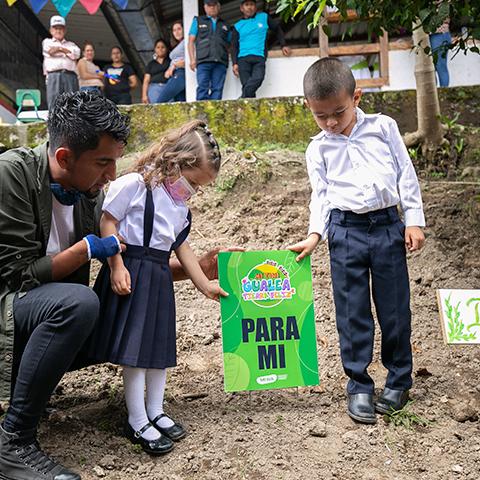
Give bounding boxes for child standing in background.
[90,120,227,454]
[290,58,425,424]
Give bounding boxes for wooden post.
[379,29,389,85]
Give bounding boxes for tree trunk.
[404,21,444,154]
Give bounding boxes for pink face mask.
[164,176,197,204]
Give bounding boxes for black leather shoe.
[0,423,81,480]
[375,388,409,414]
[124,421,174,455]
[347,393,377,424]
[150,414,186,442]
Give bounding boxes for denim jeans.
[196,62,227,101]
[4,283,99,435]
[148,82,166,103]
[429,32,452,87]
[156,68,186,103]
[80,86,102,95]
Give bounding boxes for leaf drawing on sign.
[444,294,476,343]
[466,298,480,331]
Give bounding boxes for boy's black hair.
[303,57,356,100]
[48,90,130,158]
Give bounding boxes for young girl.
[90,120,227,455]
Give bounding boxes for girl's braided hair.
[132,120,221,187]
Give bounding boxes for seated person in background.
[142,39,171,104]
[42,15,80,108]
[231,0,290,98]
[156,21,187,103]
[104,46,138,105]
[77,42,104,94]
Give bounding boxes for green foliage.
[271,1,480,57]
[384,401,432,430]
[444,294,476,342]
[216,175,239,192]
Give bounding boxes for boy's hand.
[405,226,425,252]
[202,280,229,302]
[110,265,131,295]
[288,233,320,262]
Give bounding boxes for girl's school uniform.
[90,173,191,369]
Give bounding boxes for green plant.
[439,112,460,131]
[408,147,419,161]
[216,175,238,192]
[444,294,476,342]
[384,401,432,429]
[454,137,465,155]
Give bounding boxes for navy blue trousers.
[328,207,413,394]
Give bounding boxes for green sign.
[218,250,319,392]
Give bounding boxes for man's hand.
[288,233,320,262]
[142,95,149,104]
[405,226,425,252]
[282,46,292,56]
[110,265,131,295]
[165,67,174,79]
[199,246,245,280]
[232,64,239,77]
[190,60,197,71]
[201,280,229,302]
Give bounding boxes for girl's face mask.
[164,175,197,204]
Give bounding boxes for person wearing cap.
[232,0,291,98]
[42,16,81,108]
[188,0,231,101]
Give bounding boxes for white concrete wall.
[216,49,480,100]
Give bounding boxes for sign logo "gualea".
[241,260,296,308]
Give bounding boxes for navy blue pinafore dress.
[91,188,191,369]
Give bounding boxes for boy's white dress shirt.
[307,108,425,239]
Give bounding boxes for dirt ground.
[35,146,480,480]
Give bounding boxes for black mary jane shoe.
[150,414,187,441]
[124,421,174,455]
[347,393,377,424]
[375,388,409,414]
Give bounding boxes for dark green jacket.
[0,143,103,402]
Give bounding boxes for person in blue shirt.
[231,0,291,98]
[188,0,231,101]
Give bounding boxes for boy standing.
[231,0,290,98]
[290,58,425,424]
[42,16,80,108]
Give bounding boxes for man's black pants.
[3,283,99,436]
[238,55,266,98]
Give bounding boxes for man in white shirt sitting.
[290,58,426,424]
[42,15,80,108]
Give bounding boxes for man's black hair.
[48,91,130,158]
[303,57,356,101]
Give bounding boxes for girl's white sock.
[146,368,175,428]
[123,366,161,441]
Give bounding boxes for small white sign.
[437,289,480,344]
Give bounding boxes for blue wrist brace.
[84,234,121,261]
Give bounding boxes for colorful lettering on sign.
[241,260,296,307]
